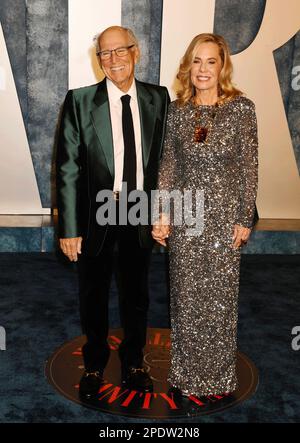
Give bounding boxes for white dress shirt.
[106,79,144,192]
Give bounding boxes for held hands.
[59,237,82,262]
[152,214,170,247]
[153,221,250,248]
[232,224,251,249]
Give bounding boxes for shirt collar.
[106,78,137,104]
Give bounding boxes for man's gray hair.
[93,26,139,54]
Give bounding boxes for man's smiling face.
[98,27,139,93]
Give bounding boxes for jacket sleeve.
[235,99,259,228]
[56,90,82,238]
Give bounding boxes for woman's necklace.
[193,98,219,144]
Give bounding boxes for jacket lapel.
[136,81,156,171]
[91,79,114,179]
[90,79,157,179]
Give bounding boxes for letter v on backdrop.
[0,0,122,215]
[0,23,47,214]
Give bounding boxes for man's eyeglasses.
[97,44,135,60]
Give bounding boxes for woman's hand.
[232,224,251,248]
[152,214,170,247]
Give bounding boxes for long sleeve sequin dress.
[158,96,258,396]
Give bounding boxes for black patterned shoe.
[122,366,153,392]
[79,370,104,399]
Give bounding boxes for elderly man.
[56,26,169,398]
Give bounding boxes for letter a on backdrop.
[160,0,300,219]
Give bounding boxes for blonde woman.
[152,34,258,397]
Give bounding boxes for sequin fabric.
[158,96,258,396]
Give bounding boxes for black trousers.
[77,222,152,372]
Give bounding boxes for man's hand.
[152,214,170,247]
[59,237,83,262]
[232,225,251,249]
[152,224,170,247]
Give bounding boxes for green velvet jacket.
[56,78,170,255]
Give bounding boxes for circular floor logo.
[45,328,258,418]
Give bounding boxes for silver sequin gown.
[158,96,258,396]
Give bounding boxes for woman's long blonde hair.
[176,33,242,106]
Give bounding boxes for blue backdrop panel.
[0,0,299,252]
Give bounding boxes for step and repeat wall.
[0,0,300,249]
